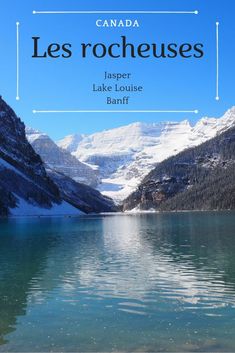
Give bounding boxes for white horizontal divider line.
[32,10,199,15]
[33,110,199,114]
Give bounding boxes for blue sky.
[0,0,234,140]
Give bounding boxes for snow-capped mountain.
[0,96,116,216]
[58,134,84,153]
[123,124,235,212]
[0,96,82,216]
[26,128,100,188]
[58,107,235,203]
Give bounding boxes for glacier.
[57,107,235,203]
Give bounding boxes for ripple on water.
[1,213,235,352]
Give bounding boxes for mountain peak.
[26,128,100,188]
[57,133,84,153]
[57,107,235,202]
[222,106,235,122]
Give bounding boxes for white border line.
[32,10,199,15]
[16,22,20,100]
[216,22,220,101]
[33,110,199,114]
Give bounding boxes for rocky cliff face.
[0,97,116,216]
[26,128,100,188]
[47,169,117,214]
[0,97,67,216]
[0,98,59,196]
[123,126,235,211]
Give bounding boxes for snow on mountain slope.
[26,128,100,187]
[0,96,117,216]
[10,198,83,217]
[0,157,83,216]
[58,107,235,202]
[58,134,84,153]
[0,97,83,216]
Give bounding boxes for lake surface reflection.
[0,212,235,352]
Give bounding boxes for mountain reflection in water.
[0,212,235,352]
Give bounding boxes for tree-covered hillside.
[123,126,235,211]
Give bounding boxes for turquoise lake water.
[0,212,235,352]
